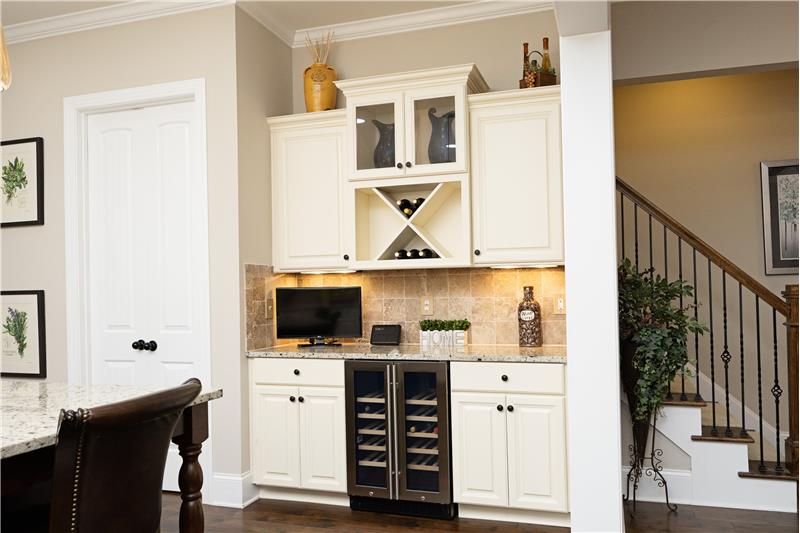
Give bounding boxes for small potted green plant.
[419,319,471,348]
[618,258,705,468]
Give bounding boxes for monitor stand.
[297,337,342,348]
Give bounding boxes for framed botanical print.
[1,137,44,227]
[761,160,799,275]
[1,290,46,378]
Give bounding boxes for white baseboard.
[258,485,350,506]
[458,504,570,527]
[211,471,260,508]
[620,466,694,505]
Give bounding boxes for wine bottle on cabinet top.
[518,286,542,346]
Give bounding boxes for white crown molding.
[5,0,235,45]
[292,0,554,48]
[236,2,295,47]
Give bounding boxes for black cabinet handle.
[132,339,145,350]
[298,396,305,403]
[396,163,403,169]
[474,249,481,256]
[501,374,508,382]
[293,369,300,376]
[144,341,158,352]
[496,404,504,412]
[507,405,515,413]
[289,396,296,402]
[343,254,349,260]
[405,161,412,168]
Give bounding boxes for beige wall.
[0,6,246,477]
[234,6,293,472]
[290,11,560,113]
[612,1,799,82]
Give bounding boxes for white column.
[560,30,625,532]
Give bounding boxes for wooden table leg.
[171,402,209,533]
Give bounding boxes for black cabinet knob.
[501,374,508,382]
[289,396,296,402]
[343,254,349,260]
[496,404,504,412]
[298,396,305,403]
[507,405,515,413]
[396,162,403,169]
[293,369,300,376]
[144,341,158,352]
[132,339,145,350]
[474,249,481,256]
[405,161,412,168]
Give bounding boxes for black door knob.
[343,254,349,260]
[501,374,508,382]
[396,162,403,169]
[474,249,481,256]
[496,404,504,412]
[507,405,515,413]
[144,341,158,352]
[405,161,412,168]
[298,396,305,403]
[132,339,145,350]
[293,369,300,376]
[289,396,296,402]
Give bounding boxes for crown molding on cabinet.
[292,0,554,48]
[5,0,235,45]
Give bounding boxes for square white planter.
[420,330,467,348]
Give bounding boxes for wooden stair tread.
[662,395,707,407]
[691,425,754,443]
[738,460,798,481]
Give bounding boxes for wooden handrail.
[616,177,790,316]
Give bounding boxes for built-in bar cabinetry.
[450,362,568,517]
[268,64,563,272]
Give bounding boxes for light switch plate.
[266,298,274,320]
[420,295,434,316]
[554,295,566,315]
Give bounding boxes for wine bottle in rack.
[408,249,420,259]
[395,249,408,260]
[397,199,414,217]
[414,197,425,209]
[419,248,435,259]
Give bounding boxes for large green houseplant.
[618,259,705,466]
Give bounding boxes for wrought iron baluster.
[693,249,701,401]
[679,238,686,401]
[666,225,673,400]
[708,260,717,435]
[634,205,639,270]
[756,297,766,472]
[739,283,747,437]
[721,272,732,437]
[620,192,626,259]
[772,309,784,473]
[648,214,654,278]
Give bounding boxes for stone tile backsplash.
[244,265,566,351]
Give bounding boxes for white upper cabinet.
[337,65,488,181]
[269,110,352,272]
[469,87,564,265]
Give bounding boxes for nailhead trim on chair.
[63,409,90,533]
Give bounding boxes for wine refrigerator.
[344,361,454,519]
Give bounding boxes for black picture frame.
[1,290,47,379]
[760,160,799,275]
[1,137,45,227]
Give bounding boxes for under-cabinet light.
[490,264,562,269]
[299,270,358,275]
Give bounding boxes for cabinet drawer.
[251,358,345,387]
[450,362,564,395]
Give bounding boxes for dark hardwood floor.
[161,493,798,533]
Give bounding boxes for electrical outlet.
[554,295,566,315]
[266,298,274,320]
[420,295,434,316]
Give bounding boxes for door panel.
[251,385,301,487]
[506,394,568,512]
[299,386,347,492]
[450,392,508,507]
[404,84,467,176]
[347,93,405,181]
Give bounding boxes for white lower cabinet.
[250,360,347,493]
[451,363,568,514]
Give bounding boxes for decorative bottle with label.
[518,286,542,347]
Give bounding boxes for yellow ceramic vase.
[303,63,337,112]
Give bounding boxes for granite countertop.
[0,380,223,459]
[247,343,567,364]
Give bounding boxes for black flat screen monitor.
[276,287,362,341]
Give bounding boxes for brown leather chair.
[45,378,202,533]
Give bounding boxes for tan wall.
[0,6,245,476]
[290,11,560,113]
[611,1,799,82]
[234,6,293,472]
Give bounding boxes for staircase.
[616,177,798,512]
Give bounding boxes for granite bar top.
[0,380,223,459]
[247,343,567,364]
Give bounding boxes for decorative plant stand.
[623,415,678,514]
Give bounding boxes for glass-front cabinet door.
[345,362,392,499]
[396,362,451,504]
[348,93,405,180]
[404,85,467,176]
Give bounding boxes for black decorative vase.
[372,119,395,168]
[427,108,456,164]
[621,339,650,467]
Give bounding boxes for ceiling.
[2,1,468,30]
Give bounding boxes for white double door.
[86,101,211,487]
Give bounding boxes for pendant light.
[0,26,11,91]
